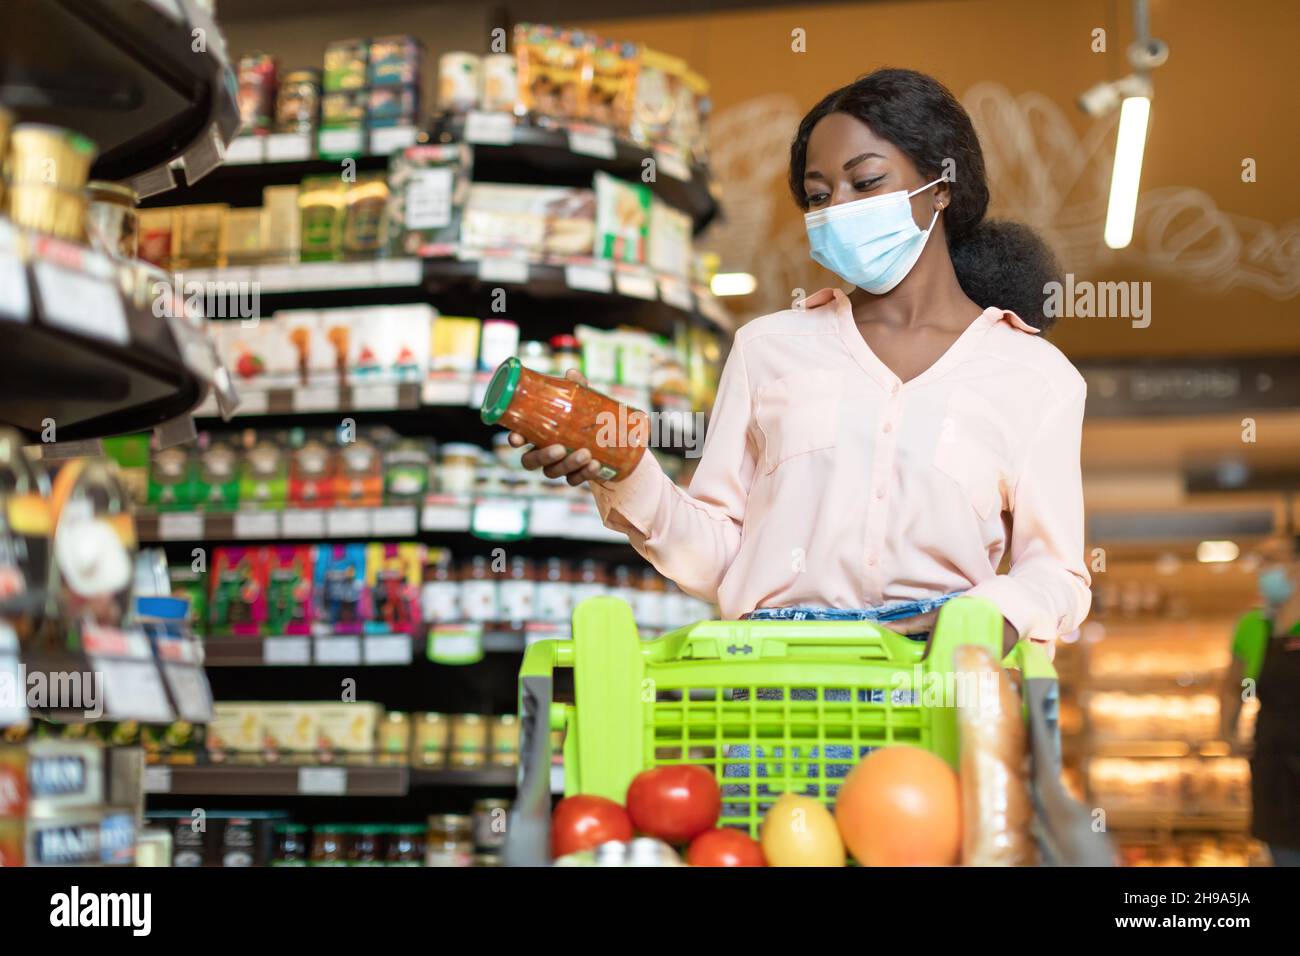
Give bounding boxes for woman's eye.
[806,193,829,206]
[854,177,884,191]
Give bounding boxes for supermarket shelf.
[409,766,518,789]
[136,497,630,544]
[0,228,217,442]
[144,764,410,797]
[198,626,545,667]
[1104,809,1251,833]
[430,115,719,233]
[0,0,240,193]
[193,382,424,418]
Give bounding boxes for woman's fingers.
[543,447,591,480]
[507,431,527,448]
[567,460,604,485]
[564,368,589,387]
[520,443,566,471]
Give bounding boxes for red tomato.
[550,795,634,858]
[687,828,766,867]
[625,765,721,844]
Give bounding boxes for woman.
[513,68,1091,655]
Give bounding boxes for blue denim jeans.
[722,595,964,818]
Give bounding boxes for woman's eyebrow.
[843,151,885,170]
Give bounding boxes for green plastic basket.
[505,595,1119,865]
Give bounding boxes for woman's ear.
[933,178,951,211]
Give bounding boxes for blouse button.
[890,382,901,396]
[882,421,893,433]
[874,486,885,500]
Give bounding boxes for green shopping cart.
[505,595,1113,866]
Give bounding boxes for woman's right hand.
[509,368,606,487]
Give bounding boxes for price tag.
[370,125,419,155]
[0,254,30,323]
[463,111,515,145]
[253,264,299,292]
[158,512,204,540]
[318,128,364,157]
[224,136,265,164]
[92,657,174,723]
[476,257,529,284]
[427,624,484,665]
[34,261,129,344]
[364,634,413,665]
[371,505,417,536]
[327,509,371,537]
[567,127,616,159]
[564,263,613,294]
[525,496,569,537]
[403,167,454,230]
[281,509,326,538]
[351,383,399,410]
[421,498,471,532]
[314,636,362,666]
[161,662,214,723]
[550,765,565,794]
[614,269,658,301]
[0,653,25,725]
[233,510,279,539]
[294,387,340,412]
[471,498,528,538]
[142,766,172,794]
[658,275,695,312]
[298,766,348,796]
[653,146,692,182]
[263,636,312,665]
[375,258,422,286]
[234,389,269,416]
[264,133,313,162]
[421,374,474,406]
[321,261,377,290]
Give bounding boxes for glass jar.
[85,180,138,260]
[385,824,425,866]
[450,713,488,768]
[425,814,474,867]
[439,443,481,495]
[349,825,383,866]
[310,824,348,866]
[518,339,554,375]
[549,334,582,376]
[498,556,536,625]
[275,69,322,134]
[571,559,608,606]
[490,715,519,768]
[536,557,573,624]
[421,553,460,623]
[481,357,648,482]
[271,823,309,866]
[459,554,499,623]
[633,568,667,631]
[413,712,450,767]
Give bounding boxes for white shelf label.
[34,261,129,344]
[421,375,474,406]
[564,263,613,294]
[253,264,299,292]
[161,662,214,723]
[314,636,362,666]
[374,258,423,286]
[234,388,269,416]
[294,387,340,412]
[318,128,364,156]
[265,133,313,162]
[371,505,417,536]
[421,499,471,532]
[0,254,30,323]
[351,383,399,410]
[403,167,454,230]
[471,498,528,537]
[93,657,173,723]
[550,765,565,794]
[364,634,413,665]
[225,136,265,164]
[158,512,204,539]
[233,510,279,539]
[326,509,371,537]
[263,635,312,665]
[653,146,692,182]
[525,496,569,537]
[370,125,419,155]
[281,509,326,538]
[298,766,348,795]
[614,269,658,302]
[567,127,616,159]
[142,766,172,794]
[658,275,695,311]
[476,257,529,284]
[427,624,483,665]
[463,111,515,145]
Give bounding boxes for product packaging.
[298,176,346,262]
[340,174,389,258]
[167,566,207,632]
[261,185,301,263]
[147,445,199,512]
[261,703,317,764]
[265,545,314,636]
[209,547,268,637]
[333,434,383,508]
[196,437,241,512]
[236,53,278,135]
[221,320,271,387]
[137,209,176,270]
[437,52,481,113]
[385,143,472,258]
[514,23,586,121]
[480,53,518,113]
[316,702,382,764]
[368,35,422,87]
[478,319,520,373]
[173,204,227,269]
[49,460,137,631]
[313,544,368,634]
[220,207,265,266]
[648,197,693,277]
[317,310,354,385]
[383,440,432,503]
[429,316,481,373]
[321,89,367,131]
[238,431,288,509]
[323,38,369,92]
[583,36,639,131]
[366,85,419,128]
[365,542,424,634]
[207,704,263,764]
[593,172,650,264]
[287,431,336,508]
[275,69,321,135]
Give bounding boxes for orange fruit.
[835,746,961,866]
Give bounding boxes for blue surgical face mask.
[804,177,945,294]
[1259,566,1295,607]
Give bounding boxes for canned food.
[7,124,97,240]
[449,713,487,768]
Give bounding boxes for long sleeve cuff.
[588,451,666,537]
[965,574,1076,653]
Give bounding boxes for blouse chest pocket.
[754,370,843,474]
[931,386,1009,521]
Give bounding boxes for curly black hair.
[788,68,1062,331]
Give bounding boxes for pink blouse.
[589,287,1092,652]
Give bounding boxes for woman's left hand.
[882,610,1021,655]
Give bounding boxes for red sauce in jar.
[480,357,648,481]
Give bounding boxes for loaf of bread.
[954,643,1037,865]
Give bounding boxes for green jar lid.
[391,823,425,835]
[355,824,384,836]
[480,356,521,425]
[274,823,309,834]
